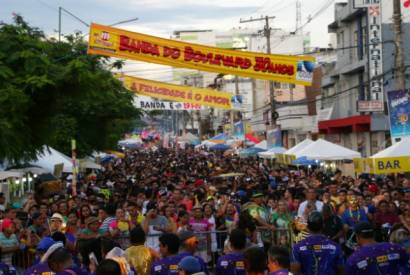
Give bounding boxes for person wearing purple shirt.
[178,231,209,275]
[345,222,408,275]
[216,229,246,275]
[291,211,344,275]
[151,233,181,275]
[268,246,291,275]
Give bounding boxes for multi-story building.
[319,0,410,157]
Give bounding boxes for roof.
[371,137,410,158]
[296,139,361,160]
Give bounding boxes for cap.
[368,184,378,193]
[11,202,22,209]
[354,222,374,235]
[2,218,13,230]
[85,217,99,226]
[252,192,264,198]
[307,211,323,232]
[178,231,196,242]
[179,256,201,273]
[37,237,56,251]
[50,213,64,222]
[237,190,247,198]
[0,192,4,197]
[206,196,215,201]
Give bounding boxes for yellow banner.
[368,156,410,174]
[119,75,233,110]
[88,23,315,85]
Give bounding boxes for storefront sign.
[357,100,384,112]
[369,156,410,174]
[88,23,315,85]
[387,89,410,140]
[134,98,203,111]
[120,75,233,110]
[368,4,384,107]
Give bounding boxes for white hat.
[50,213,64,222]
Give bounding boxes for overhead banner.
[387,89,410,141]
[134,98,204,111]
[88,23,315,85]
[120,75,233,109]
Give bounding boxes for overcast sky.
[1,0,341,81]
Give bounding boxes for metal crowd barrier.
[10,228,292,271]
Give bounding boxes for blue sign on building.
[387,90,410,141]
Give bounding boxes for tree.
[0,15,140,161]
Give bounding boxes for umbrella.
[239,147,266,157]
[214,172,244,178]
[209,133,228,144]
[210,144,231,151]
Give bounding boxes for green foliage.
[0,15,140,161]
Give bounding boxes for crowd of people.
[0,147,410,274]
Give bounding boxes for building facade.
[317,0,410,157]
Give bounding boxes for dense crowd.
[1,148,410,275]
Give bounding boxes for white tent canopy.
[297,139,361,160]
[9,167,49,175]
[284,139,314,156]
[0,171,22,181]
[371,137,410,158]
[118,138,142,145]
[179,133,199,142]
[258,147,287,159]
[80,159,102,170]
[30,146,73,173]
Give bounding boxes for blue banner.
[233,121,245,140]
[267,127,282,148]
[387,89,410,140]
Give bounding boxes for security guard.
[291,211,344,275]
[151,233,181,275]
[345,222,408,275]
[216,229,247,275]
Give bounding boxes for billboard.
[387,89,410,141]
[88,23,315,85]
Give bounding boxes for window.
[338,31,345,53]
[353,30,358,61]
[362,26,368,56]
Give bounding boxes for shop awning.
[318,115,371,134]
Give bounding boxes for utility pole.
[230,76,240,135]
[240,16,276,126]
[393,0,406,90]
[58,7,62,42]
